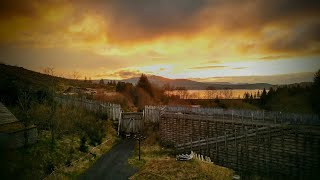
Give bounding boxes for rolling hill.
[0,63,312,95]
[99,75,274,90]
[0,63,102,105]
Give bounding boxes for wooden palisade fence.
[55,96,121,121]
[159,109,320,179]
[144,105,166,123]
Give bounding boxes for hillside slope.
[100,75,273,90]
[0,63,94,104]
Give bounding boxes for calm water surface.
[165,89,267,99]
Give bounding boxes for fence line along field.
[158,106,320,179]
[55,95,121,121]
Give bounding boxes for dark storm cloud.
[0,0,39,18]
[73,0,320,45]
[2,0,319,31]
[255,0,320,21]
[265,23,320,53]
[0,0,65,19]
[81,0,210,42]
[2,0,320,40]
[1,0,320,52]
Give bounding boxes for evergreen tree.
[243,92,250,102]
[99,79,104,85]
[250,93,253,103]
[116,82,126,92]
[267,87,274,98]
[260,88,267,107]
[136,74,153,97]
[311,69,320,114]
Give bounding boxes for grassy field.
[128,130,234,180]
[1,120,118,180]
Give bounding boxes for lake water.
[165,89,266,99]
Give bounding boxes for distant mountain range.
[0,63,311,91]
[97,75,274,90]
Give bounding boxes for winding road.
[79,139,137,180]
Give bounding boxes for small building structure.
[0,103,37,149]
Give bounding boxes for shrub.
[65,159,72,167]
[79,136,88,153]
[45,162,55,175]
[81,117,107,146]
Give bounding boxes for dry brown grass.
[128,129,233,180]
[130,158,233,180]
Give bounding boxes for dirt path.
[79,139,137,180]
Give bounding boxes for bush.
[82,118,106,146]
[65,159,72,167]
[88,130,103,146]
[45,162,55,175]
[79,136,88,153]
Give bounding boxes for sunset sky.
[1,0,320,84]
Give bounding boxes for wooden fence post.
[191,118,194,151]
[225,131,228,166]
[235,129,238,170]
[256,124,260,173]
[117,111,122,136]
[245,127,248,171]
[206,119,209,155]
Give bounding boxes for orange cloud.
[190,66,228,70]
[0,0,320,81]
[96,69,143,79]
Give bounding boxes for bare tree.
[206,86,215,99]
[17,91,32,146]
[72,71,81,80]
[48,100,57,148]
[42,67,55,76]
[176,87,189,99]
[42,67,58,147]
[188,92,197,99]
[58,72,67,78]
[222,89,233,99]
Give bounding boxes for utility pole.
[139,137,141,160]
[134,133,146,161]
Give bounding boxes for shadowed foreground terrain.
[79,139,137,180]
